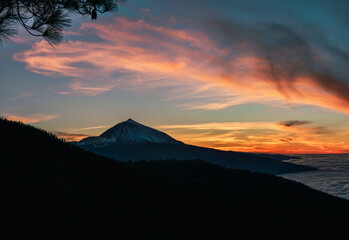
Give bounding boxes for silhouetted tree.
[0,0,126,45]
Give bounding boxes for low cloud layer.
[283,154,349,199]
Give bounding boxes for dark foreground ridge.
[1,118,348,237]
[77,119,315,174]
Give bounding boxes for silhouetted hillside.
[0,118,348,238]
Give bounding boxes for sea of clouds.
[282,154,349,200]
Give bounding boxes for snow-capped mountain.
[76,118,314,174]
[78,119,181,146]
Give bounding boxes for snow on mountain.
[75,119,315,174]
[78,119,181,146]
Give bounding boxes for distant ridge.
[76,119,315,174]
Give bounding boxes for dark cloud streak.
[204,19,349,105]
[279,120,312,127]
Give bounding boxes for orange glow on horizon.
[170,136,349,154]
[158,121,349,154]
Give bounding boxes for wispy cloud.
[52,131,91,142]
[5,92,36,102]
[2,113,60,124]
[71,125,111,132]
[158,122,279,131]
[13,15,349,114]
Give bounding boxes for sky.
[1,0,349,154]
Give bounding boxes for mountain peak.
[125,118,136,123]
[78,119,181,146]
[121,118,141,126]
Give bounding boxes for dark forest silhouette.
[0,117,348,237]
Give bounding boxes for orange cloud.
[12,17,349,114]
[53,131,91,142]
[71,125,111,132]
[158,121,349,154]
[2,113,60,124]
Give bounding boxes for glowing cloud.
[157,121,349,154]
[13,16,349,114]
[71,125,111,132]
[3,113,60,124]
[53,131,91,142]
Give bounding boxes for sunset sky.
[1,0,349,154]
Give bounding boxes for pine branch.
[0,0,127,45]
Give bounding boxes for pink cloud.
[3,113,60,124]
[12,17,349,114]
